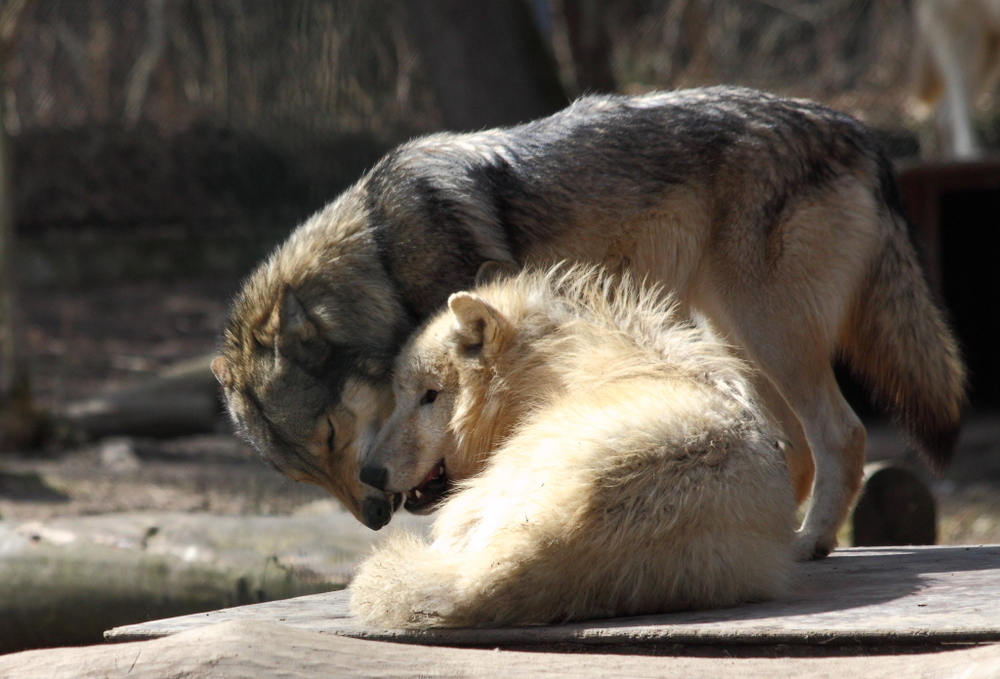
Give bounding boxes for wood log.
[6,619,1000,678]
[0,7,44,451]
[58,354,222,439]
[851,462,937,547]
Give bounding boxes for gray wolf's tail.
[841,209,967,473]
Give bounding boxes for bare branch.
[54,21,88,86]
[124,0,167,126]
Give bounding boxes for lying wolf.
[212,86,965,560]
[350,266,796,628]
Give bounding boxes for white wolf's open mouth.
[404,461,451,513]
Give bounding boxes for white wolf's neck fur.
[448,265,759,474]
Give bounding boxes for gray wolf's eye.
[420,389,438,405]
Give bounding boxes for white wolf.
[350,266,796,628]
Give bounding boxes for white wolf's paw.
[350,538,462,628]
[350,576,452,629]
[792,530,836,561]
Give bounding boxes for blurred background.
[1,0,1000,654]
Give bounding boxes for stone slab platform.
[107,545,1000,653]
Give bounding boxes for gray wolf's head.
[213,196,412,530]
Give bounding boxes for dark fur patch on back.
[364,162,486,320]
[365,195,424,330]
[469,155,550,261]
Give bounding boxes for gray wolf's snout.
[360,465,388,491]
[361,495,393,530]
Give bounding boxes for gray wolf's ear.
[474,260,519,287]
[211,356,231,387]
[448,292,510,361]
[253,285,317,349]
[257,285,327,366]
[278,285,318,342]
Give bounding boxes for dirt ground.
[4,275,1000,548]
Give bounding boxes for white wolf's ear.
[475,260,519,287]
[448,292,510,362]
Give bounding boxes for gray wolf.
[212,86,966,560]
[349,266,796,628]
[913,0,1000,159]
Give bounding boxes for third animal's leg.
[919,0,982,159]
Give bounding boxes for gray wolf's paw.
[792,530,835,561]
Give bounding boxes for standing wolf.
[212,86,965,560]
[350,266,796,628]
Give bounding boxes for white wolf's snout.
[359,409,419,494]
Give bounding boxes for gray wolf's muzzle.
[362,494,393,530]
[360,465,388,491]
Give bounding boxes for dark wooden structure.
[897,160,1000,289]
[895,160,1000,407]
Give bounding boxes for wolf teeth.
[405,463,446,505]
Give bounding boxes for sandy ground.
[5,275,1000,547]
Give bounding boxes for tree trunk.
[123,0,167,126]
[561,0,616,94]
[401,0,568,131]
[0,0,42,450]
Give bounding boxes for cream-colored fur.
[350,266,796,628]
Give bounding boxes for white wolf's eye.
[420,389,438,406]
